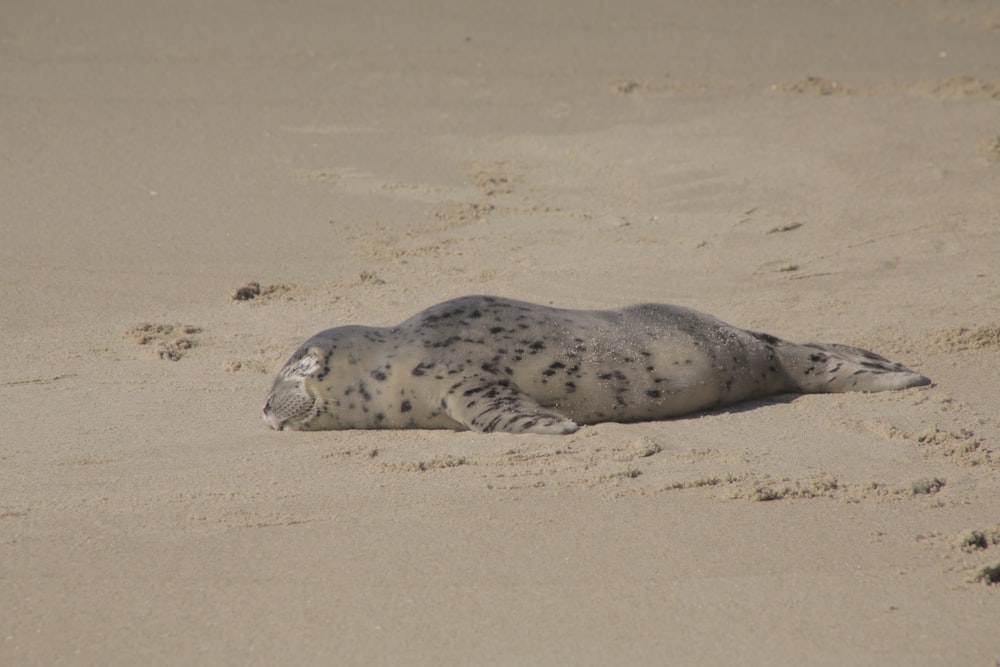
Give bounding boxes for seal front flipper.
[442,375,579,435]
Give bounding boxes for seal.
[263,295,930,434]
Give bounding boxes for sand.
[3,0,1000,664]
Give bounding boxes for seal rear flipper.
[782,342,931,394]
[442,376,579,435]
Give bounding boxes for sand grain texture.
[2,1,1000,664]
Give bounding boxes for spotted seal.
[262,295,930,434]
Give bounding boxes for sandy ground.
[3,0,1000,664]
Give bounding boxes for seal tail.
[774,340,931,394]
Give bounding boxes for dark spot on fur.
[400,400,412,412]
[412,362,435,376]
[646,390,661,398]
[430,336,461,349]
[751,331,782,346]
[484,415,504,432]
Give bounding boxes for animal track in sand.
[772,76,852,95]
[229,281,300,303]
[124,322,202,361]
[918,525,1000,587]
[861,421,996,467]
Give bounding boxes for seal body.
[263,295,930,434]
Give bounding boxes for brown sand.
[3,1,1000,664]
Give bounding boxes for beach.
[2,1,1000,664]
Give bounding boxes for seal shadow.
[670,393,802,422]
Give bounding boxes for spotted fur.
[262,296,931,434]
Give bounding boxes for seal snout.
[262,394,284,430]
[261,376,317,431]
